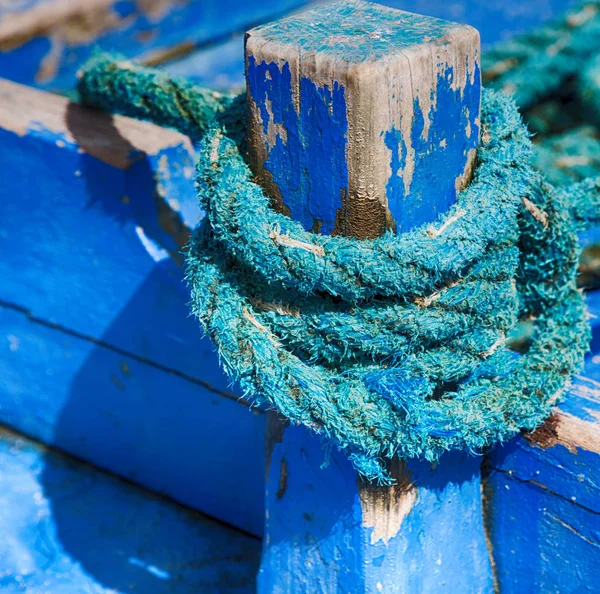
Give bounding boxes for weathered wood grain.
[0,0,122,44]
[0,79,265,536]
[0,75,193,166]
[245,0,481,238]
[250,3,491,591]
[0,425,260,593]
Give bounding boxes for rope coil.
[184,92,591,483]
[79,4,600,481]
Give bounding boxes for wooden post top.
[246,0,481,239]
[247,0,476,64]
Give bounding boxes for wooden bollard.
[246,0,480,239]
[245,1,493,591]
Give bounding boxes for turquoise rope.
[484,1,600,189]
[78,20,600,481]
[482,1,600,111]
[184,92,591,483]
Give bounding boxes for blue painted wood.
[485,288,600,591]
[260,421,493,593]
[0,296,266,537]
[0,3,596,588]
[0,425,260,593]
[0,79,265,536]
[0,79,234,397]
[245,0,481,238]
[249,3,492,591]
[0,0,308,92]
[484,469,600,593]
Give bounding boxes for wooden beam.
[0,0,310,90]
[0,78,266,536]
[245,2,492,590]
[246,0,480,239]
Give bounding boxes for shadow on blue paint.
[28,263,263,591]
[37,437,260,593]
[21,108,263,592]
[64,102,182,255]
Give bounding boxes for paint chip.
[135,226,169,262]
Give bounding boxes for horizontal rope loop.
[185,90,590,483]
[78,50,600,484]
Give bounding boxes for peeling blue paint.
[247,56,480,235]
[260,422,494,592]
[385,62,481,232]
[247,57,348,233]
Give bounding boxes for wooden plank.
[0,79,266,536]
[263,421,493,593]
[484,470,600,593]
[485,288,600,591]
[0,0,587,573]
[0,0,309,91]
[0,298,266,537]
[0,78,226,393]
[0,425,260,593]
[245,2,492,591]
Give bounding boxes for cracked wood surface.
[262,422,493,594]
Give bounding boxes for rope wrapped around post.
[78,53,600,484]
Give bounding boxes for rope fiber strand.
[78,3,600,482]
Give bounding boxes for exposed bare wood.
[0,78,193,168]
[526,380,600,455]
